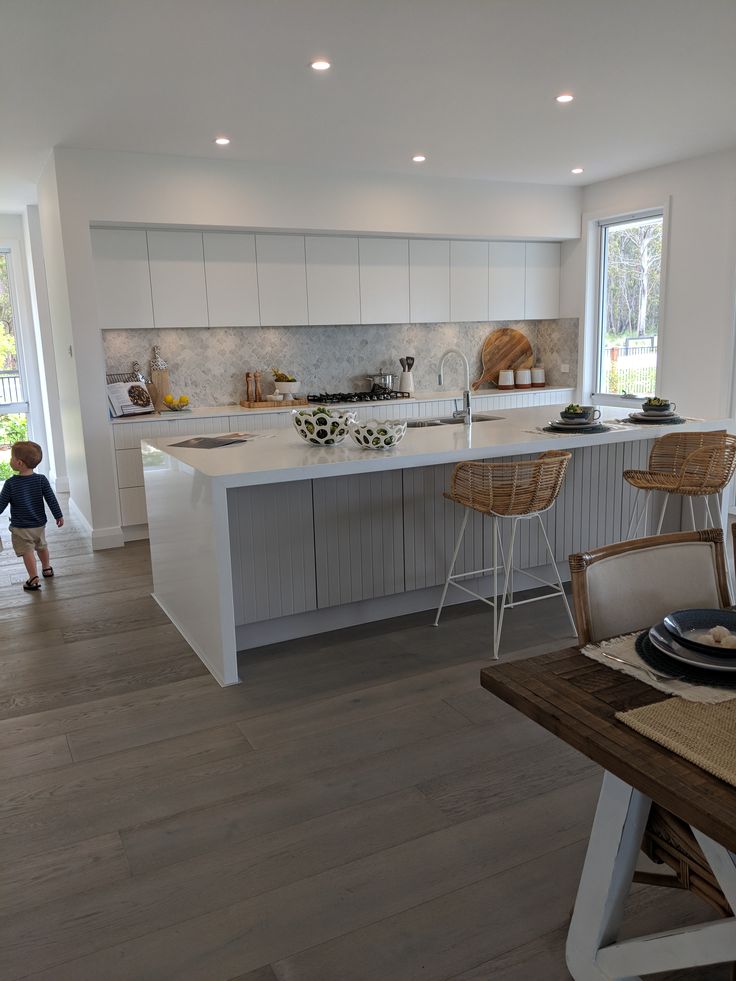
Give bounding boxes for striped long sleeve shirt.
[0,473,63,528]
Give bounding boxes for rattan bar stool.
[624,431,736,538]
[434,450,575,658]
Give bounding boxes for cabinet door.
[203,232,260,327]
[147,231,208,328]
[92,228,153,329]
[305,236,360,325]
[256,234,309,326]
[524,242,560,319]
[359,238,410,324]
[449,241,489,321]
[313,471,404,606]
[409,239,450,323]
[489,242,525,320]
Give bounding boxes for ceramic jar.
[497,369,515,390]
[531,367,546,388]
[515,368,532,389]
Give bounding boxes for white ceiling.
[2,0,736,210]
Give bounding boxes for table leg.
[566,771,650,981]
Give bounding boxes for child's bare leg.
[38,546,50,570]
[22,550,38,580]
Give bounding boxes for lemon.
[164,394,174,405]
[178,394,189,406]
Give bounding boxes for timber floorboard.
[0,498,730,980]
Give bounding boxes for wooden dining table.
[481,645,736,981]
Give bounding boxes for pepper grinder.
[149,345,169,412]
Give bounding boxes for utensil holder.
[398,371,414,394]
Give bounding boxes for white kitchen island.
[142,405,732,685]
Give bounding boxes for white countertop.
[143,404,730,489]
[111,386,575,424]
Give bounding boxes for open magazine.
[107,381,155,417]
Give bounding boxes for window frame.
[583,198,671,408]
[0,246,30,414]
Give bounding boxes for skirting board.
[235,561,571,652]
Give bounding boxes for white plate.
[629,411,675,421]
[649,622,736,672]
[550,418,597,429]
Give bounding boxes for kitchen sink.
[406,413,503,428]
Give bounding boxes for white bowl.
[276,381,300,395]
[349,419,407,450]
[292,407,355,445]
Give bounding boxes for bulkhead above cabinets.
[91,227,561,330]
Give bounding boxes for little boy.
[0,441,63,591]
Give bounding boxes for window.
[596,211,663,397]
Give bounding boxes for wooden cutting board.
[472,328,534,389]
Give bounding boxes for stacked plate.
[545,417,607,433]
[628,409,685,424]
[648,608,736,673]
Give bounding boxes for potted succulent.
[272,368,300,396]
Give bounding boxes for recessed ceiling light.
[571,167,584,174]
[214,137,230,146]
[412,154,426,163]
[311,60,331,71]
[556,93,574,103]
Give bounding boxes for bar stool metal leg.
[434,509,470,627]
[493,516,519,659]
[537,513,576,632]
[688,496,697,530]
[655,492,669,535]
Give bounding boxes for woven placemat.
[616,698,736,787]
[636,632,736,690]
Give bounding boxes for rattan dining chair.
[624,430,736,539]
[435,450,574,658]
[570,528,735,950]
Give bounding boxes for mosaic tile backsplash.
[103,319,578,405]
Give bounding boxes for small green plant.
[0,459,12,480]
[272,368,296,382]
[0,413,27,448]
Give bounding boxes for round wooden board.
[472,327,534,389]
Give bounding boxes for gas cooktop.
[307,391,412,404]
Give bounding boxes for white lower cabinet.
[119,487,148,526]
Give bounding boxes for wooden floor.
[0,500,730,980]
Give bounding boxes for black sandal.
[42,567,54,578]
[23,576,41,591]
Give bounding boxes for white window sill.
[591,393,646,408]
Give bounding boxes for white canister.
[515,368,532,389]
[497,369,515,390]
[531,366,546,388]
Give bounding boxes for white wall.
[561,147,736,417]
[37,157,93,529]
[54,147,582,241]
[36,146,582,546]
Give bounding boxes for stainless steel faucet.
[438,349,472,425]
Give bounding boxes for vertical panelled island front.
[142,406,731,685]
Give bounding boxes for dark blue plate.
[663,608,736,657]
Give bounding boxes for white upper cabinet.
[489,242,526,321]
[409,240,450,323]
[449,241,489,322]
[359,238,410,324]
[305,236,360,325]
[203,232,260,327]
[256,234,309,326]
[91,228,154,330]
[147,230,208,328]
[524,242,560,319]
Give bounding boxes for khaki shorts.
[10,525,47,557]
